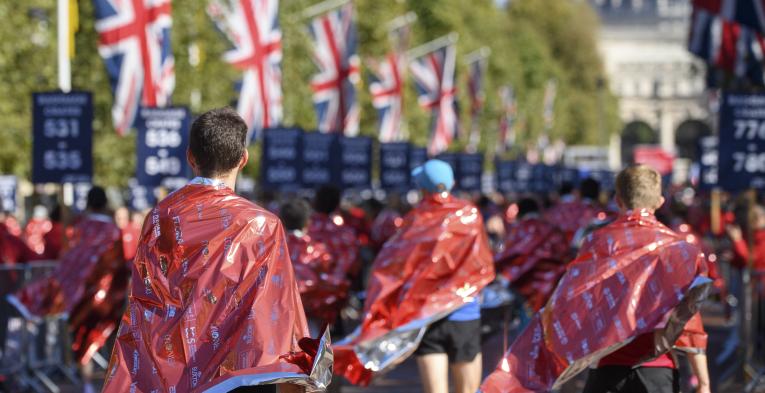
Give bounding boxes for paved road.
[336,304,750,393]
[25,303,761,392]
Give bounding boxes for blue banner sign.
[128,178,156,212]
[261,127,303,190]
[380,142,410,190]
[301,132,340,188]
[0,176,17,212]
[32,91,93,184]
[495,160,515,194]
[718,92,765,190]
[135,107,190,188]
[698,136,718,190]
[339,136,372,189]
[586,170,615,190]
[514,161,534,194]
[72,182,92,213]
[457,153,483,191]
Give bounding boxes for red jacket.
[0,224,39,265]
[731,229,765,271]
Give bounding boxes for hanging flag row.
[87,0,522,157]
[689,0,765,86]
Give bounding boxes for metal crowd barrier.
[743,270,765,392]
[0,262,80,393]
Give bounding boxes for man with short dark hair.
[103,108,329,393]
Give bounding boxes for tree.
[0,0,620,187]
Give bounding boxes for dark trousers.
[583,366,679,393]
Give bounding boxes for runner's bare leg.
[450,353,482,393]
[416,353,449,393]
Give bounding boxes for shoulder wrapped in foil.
[287,230,350,325]
[0,222,40,265]
[481,210,710,393]
[102,185,331,392]
[370,209,403,249]
[334,193,495,385]
[543,200,602,241]
[9,215,127,364]
[307,213,360,279]
[495,217,570,311]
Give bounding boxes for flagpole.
[302,0,351,19]
[406,32,458,60]
[57,0,71,93]
[463,47,491,65]
[387,11,417,33]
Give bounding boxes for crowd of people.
[0,108,763,392]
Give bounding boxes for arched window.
[621,121,658,164]
[674,120,712,161]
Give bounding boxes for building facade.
[592,0,713,164]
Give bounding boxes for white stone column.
[659,107,675,153]
[609,133,622,170]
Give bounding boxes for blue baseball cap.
[412,159,455,193]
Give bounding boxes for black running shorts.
[414,318,481,363]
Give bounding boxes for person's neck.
[199,171,238,190]
[620,207,654,215]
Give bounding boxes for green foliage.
[0,0,620,186]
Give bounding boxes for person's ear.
[656,196,666,210]
[238,149,249,170]
[187,149,197,172]
[615,195,625,210]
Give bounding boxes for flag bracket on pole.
[464,46,491,65]
[387,11,417,33]
[406,33,459,61]
[302,0,352,20]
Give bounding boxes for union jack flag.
[497,85,516,153]
[467,57,486,121]
[208,0,282,142]
[410,44,459,156]
[308,3,360,135]
[693,0,765,34]
[466,55,487,151]
[689,6,765,85]
[93,0,175,135]
[369,53,404,142]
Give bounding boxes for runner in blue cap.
[411,159,485,393]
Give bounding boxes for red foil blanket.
[287,230,350,325]
[9,214,127,364]
[24,218,52,255]
[673,222,726,295]
[543,200,601,241]
[307,213,359,278]
[0,223,40,265]
[481,210,710,393]
[495,217,570,311]
[334,193,495,385]
[370,209,403,250]
[101,184,331,392]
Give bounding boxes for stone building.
[592,0,713,165]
